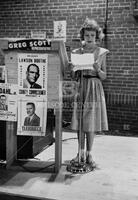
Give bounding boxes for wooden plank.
[54,107,62,173]
[48,54,60,65]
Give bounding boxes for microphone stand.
[78,69,83,164]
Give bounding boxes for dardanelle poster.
[0,83,18,121]
[18,53,48,96]
[17,97,47,136]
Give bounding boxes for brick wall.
[0,0,138,133]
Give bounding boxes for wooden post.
[54,107,62,173]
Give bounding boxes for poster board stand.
[0,39,68,173]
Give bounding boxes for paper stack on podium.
[71,53,94,72]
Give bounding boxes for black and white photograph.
[0,1,138,200]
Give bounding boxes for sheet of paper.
[71,53,94,71]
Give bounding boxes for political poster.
[8,39,51,51]
[17,96,47,136]
[0,83,18,121]
[18,53,48,96]
[0,66,7,83]
[54,20,66,42]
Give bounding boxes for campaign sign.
[8,39,51,51]
[18,53,48,96]
[17,97,47,136]
[0,83,18,121]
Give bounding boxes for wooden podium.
[0,38,68,173]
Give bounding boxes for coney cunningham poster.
[17,97,47,136]
[18,53,48,96]
[0,83,18,121]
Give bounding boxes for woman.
[71,18,109,166]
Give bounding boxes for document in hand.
[71,53,94,72]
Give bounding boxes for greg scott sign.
[8,39,51,50]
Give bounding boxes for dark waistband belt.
[83,75,97,78]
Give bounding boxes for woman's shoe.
[70,153,85,163]
[86,154,96,168]
[70,154,79,163]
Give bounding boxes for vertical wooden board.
[58,40,69,77]
[54,107,62,173]
[48,54,61,79]
[47,54,61,108]
[47,52,63,172]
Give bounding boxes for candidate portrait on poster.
[0,83,18,121]
[0,94,8,111]
[17,97,47,136]
[18,53,48,94]
[23,63,42,89]
[0,66,7,83]
[24,102,40,126]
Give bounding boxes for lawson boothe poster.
[18,53,48,96]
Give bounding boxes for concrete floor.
[0,132,138,200]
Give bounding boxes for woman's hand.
[93,61,107,80]
[69,62,76,79]
[93,61,100,73]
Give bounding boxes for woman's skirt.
[71,77,108,133]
